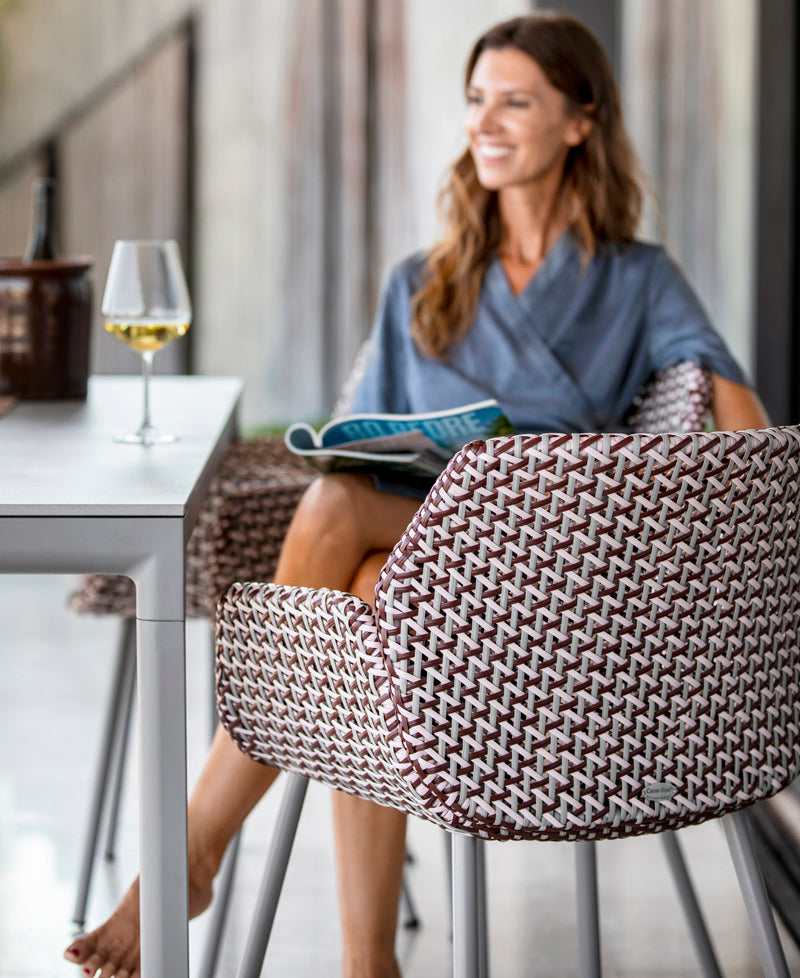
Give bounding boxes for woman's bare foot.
[63,833,219,977]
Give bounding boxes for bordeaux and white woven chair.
[216,369,800,978]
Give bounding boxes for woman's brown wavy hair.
[411,12,643,359]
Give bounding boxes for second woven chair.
[216,365,800,978]
[218,423,800,978]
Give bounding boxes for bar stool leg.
[236,774,309,978]
[476,837,489,978]
[197,623,244,978]
[723,810,790,978]
[443,830,454,938]
[73,617,136,927]
[452,832,481,978]
[660,832,723,978]
[196,831,242,978]
[575,840,601,978]
[400,870,421,929]
[103,639,137,860]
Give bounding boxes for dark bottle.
[23,177,58,261]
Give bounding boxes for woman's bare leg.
[64,474,420,978]
[335,794,407,978]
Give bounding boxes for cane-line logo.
[642,782,677,801]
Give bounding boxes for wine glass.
[102,239,192,444]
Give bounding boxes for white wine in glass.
[102,240,192,444]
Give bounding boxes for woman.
[65,13,766,978]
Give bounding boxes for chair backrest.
[375,427,800,841]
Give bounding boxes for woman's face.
[464,47,591,193]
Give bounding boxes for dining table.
[0,374,243,977]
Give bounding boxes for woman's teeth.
[479,146,512,159]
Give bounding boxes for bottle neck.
[23,178,57,262]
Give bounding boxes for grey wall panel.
[0,154,50,259]
[58,29,191,376]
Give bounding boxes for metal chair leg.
[196,622,247,978]
[723,810,790,978]
[103,641,137,860]
[399,837,420,927]
[196,830,243,978]
[476,836,489,978]
[195,625,247,978]
[452,832,482,978]
[575,840,601,978]
[72,617,136,927]
[236,774,309,978]
[400,869,421,929]
[660,832,724,978]
[443,830,454,938]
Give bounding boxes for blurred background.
[0,0,796,433]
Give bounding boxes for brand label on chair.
[642,783,677,801]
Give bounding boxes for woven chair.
[215,366,798,978]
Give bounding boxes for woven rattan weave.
[217,426,800,844]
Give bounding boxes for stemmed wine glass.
[102,239,192,444]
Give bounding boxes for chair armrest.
[625,361,712,432]
[215,582,418,812]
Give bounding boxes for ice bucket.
[0,257,93,399]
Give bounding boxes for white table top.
[0,375,243,517]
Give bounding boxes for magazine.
[284,399,515,477]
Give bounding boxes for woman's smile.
[474,142,514,163]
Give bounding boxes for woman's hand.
[711,373,770,430]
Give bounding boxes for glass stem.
[141,351,154,432]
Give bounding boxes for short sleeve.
[647,249,749,386]
[348,264,413,415]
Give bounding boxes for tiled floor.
[2,574,799,977]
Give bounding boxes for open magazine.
[284,399,515,478]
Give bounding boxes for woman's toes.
[64,939,91,964]
[98,962,122,978]
[79,954,103,976]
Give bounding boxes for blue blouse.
[350,233,747,434]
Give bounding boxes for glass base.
[113,429,178,445]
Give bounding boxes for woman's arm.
[711,373,770,430]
